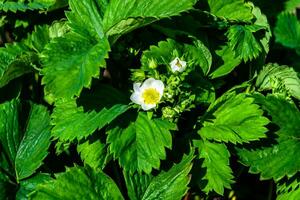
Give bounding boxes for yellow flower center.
[176,59,183,68]
[142,88,160,104]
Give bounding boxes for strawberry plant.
[0,0,300,199]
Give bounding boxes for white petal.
[151,80,164,96]
[130,92,142,105]
[133,83,142,92]
[140,78,156,90]
[141,103,156,111]
[170,57,187,73]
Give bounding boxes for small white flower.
[130,78,164,111]
[170,57,187,73]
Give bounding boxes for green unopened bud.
[131,69,145,81]
[149,59,157,69]
[162,107,177,119]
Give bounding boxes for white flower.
[170,57,187,73]
[130,78,164,111]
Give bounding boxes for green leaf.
[237,94,300,180]
[41,33,110,98]
[103,0,197,36]
[16,173,52,200]
[0,0,56,12]
[26,22,69,53]
[0,99,21,164]
[227,25,263,62]
[207,0,253,22]
[107,112,175,174]
[141,152,194,200]
[199,92,269,144]
[51,98,129,142]
[0,99,51,181]
[124,171,152,200]
[15,104,51,181]
[274,12,300,52]
[285,0,300,12]
[77,138,110,170]
[256,63,300,100]
[66,0,105,39]
[193,140,234,195]
[184,39,212,75]
[0,43,35,88]
[30,166,124,200]
[210,44,241,79]
[277,176,300,200]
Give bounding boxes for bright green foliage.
[141,39,212,75]
[77,139,110,170]
[103,0,197,36]
[210,44,241,79]
[124,172,152,200]
[107,112,175,174]
[41,33,110,98]
[237,95,300,180]
[141,152,194,200]
[277,176,300,200]
[226,3,270,62]
[30,167,124,200]
[26,23,69,53]
[275,12,300,53]
[66,0,105,39]
[285,0,300,12]
[0,43,34,88]
[199,92,269,144]
[256,63,300,100]
[15,104,51,181]
[227,25,263,62]
[51,98,129,142]
[0,99,21,164]
[0,0,58,12]
[194,140,234,195]
[0,99,51,181]
[16,173,52,200]
[207,0,253,22]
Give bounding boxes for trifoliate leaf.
[207,0,253,22]
[256,63,300,100]
[0,43,35,88]
[107,112,175,174]
[227,25,263,62]
[210,44,241,79]
[199,92,269,144]
[141,152,194,200]
[16,173,52,200]
[237,94,300,180]
[66,0,105,39]
[274,12,300,52]
[15,104,51,181]
[193,140,234,195]
[41,33,110,98]
[77,138,110,170]
[103,0,197,36]
[51,98,129,143]
[30,167,124,200]
[0,99,51,181]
